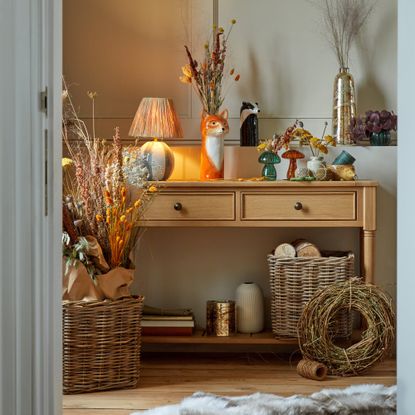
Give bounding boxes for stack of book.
[141,306,195,336]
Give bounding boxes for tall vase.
[332,68,356,145]
[200,110,229,180]
[235,282,264,334]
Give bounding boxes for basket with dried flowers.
[180,20,239,180]
[61,80,156,393]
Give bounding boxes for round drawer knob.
[174,202,182,211]
[294,202,303,211]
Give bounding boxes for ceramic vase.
[370,130,391,146]
[235,282,264,333]
[307,156,324,176]
[200,110,229,180]
[332,67,356,145]
[141,139,174,180]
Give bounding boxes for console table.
[140,180,377,346]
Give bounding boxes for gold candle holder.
[206,300,236,336]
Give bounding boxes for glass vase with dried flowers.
[62,80,156,301]
[318,0,375,144]
[180,20,240,180]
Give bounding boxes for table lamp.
[129,97,183,180]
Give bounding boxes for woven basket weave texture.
[63,296,143,394]
[268,253,354,338]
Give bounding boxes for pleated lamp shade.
[129,98,183,181]
[129,97,183,139]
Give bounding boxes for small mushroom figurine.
[282,149,305,179]
[258,151,281,181]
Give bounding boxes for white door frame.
[1,0,414,414]
[397,0,415,413]
[0,0,62,413]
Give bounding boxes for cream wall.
[63,0,397,141]
[63,1,397,327]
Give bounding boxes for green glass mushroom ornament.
[258,151,281,181]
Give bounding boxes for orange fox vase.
[200,110,229,180]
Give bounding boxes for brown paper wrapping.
[63,260,134,302]
[62,234,136,302]
[95,268,134,300]
[62,259,105,301]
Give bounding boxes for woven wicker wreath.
[298,278,395,376]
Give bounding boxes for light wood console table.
[140,180,377,346]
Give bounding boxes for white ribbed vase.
[235,282,264,333]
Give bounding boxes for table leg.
[361,229,376,284]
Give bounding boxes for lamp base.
[141,139,175,181]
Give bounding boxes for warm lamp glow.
[128,97,183,181]
[129,97,183,139]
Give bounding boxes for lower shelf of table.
[141,330,298,345]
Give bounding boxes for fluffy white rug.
[132,384,396,415]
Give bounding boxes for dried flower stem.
[182,20,238,115]
[317,0,375,68]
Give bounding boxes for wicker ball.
[296,167,309,178]
[314,166,327,181]
[298,278,395,376]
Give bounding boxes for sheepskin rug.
[132,384,396,415]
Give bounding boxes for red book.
[141,326,193,336]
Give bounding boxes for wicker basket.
[268,252,354,338]
[63,296,144,394]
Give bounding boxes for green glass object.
[370,130,391,146]
[258,151,281,181]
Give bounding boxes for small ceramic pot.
[307,156,325,176]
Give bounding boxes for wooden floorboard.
[63,353,396,414]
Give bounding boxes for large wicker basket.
[268,252,354,338]
[63,296,144,394]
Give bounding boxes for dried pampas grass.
[316,0,375,68]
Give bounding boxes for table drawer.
[241,192,356,221]
[144,192,235,221]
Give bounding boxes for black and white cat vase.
[240,101,260,146]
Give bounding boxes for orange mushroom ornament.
[281,149,305,179]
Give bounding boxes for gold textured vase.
[332,68,356,145]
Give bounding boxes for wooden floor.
[63,353,396,415]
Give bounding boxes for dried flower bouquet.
[180,20,240,115]
[62,81,156,299]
